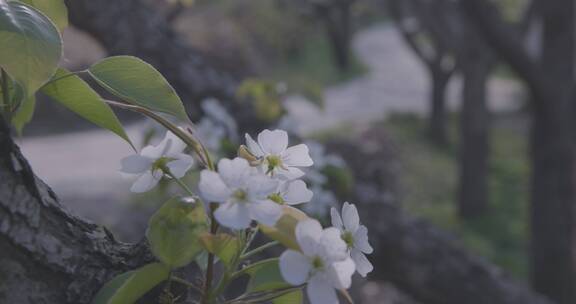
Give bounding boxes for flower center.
[265,155,283,174]
[268,193,285,205]
[151,157,174,173]
[233,189,248,202]
[311,256,324,270]
[342,231,354,248]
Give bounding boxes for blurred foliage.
[237,78,285,122]
[385,113,529,279]
[496,0,530,22]
[175,0,370,96]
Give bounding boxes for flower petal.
[258,129,288,155]
[141,144,165,159]
[342,202,359,232]
[296,219,323,256]
[280,250,311,285]
[353,225,373,254]
[307,273,338,304]
[214,202,251,229]
[330,207,344,231]
[327,257,355,289]
[199,170,231,203]
[277,167,305,180]
[283,180,313,205]
[246,175,278,200]
[250,200,282,226]
[166,153,194,178]
[282,144,313,167]
[319,227,349,262]
[163,130,187,156]
[130,170,162,193]
[245,133,265,157]
[120,155,153,174]
[351,248,373,277]
[218,158,251,188]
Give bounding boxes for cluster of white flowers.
[120,128,372,304]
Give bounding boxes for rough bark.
[461,1,576,303]
[429,67,451,145]
[328,129,553,304]
[0,117,155,303]
[529,0,576,302]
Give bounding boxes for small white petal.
[218,158,251,188]
[166,154,194,178]
[199,170,232,203]
[245,134,265,157]
[353,225,373,254]
[120,155,153,174]
[250,200,282,226]
[280,250,311,285]
[351,248,373,277]
[330,207,344,231]
[258,129,288,155]
[163,130,187,156]
[247,175,279,199]
[214,202,251,229]
[296,219,323,256]
[276,167,305,180]
[130,170,162,193]
[282,144,313,167]
[283,180,313,205]
[307,273,338,304]
[141,144,165,159]
[319,227,349,262]
[342,202,360,233]
[327,257,355,289]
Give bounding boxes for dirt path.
[285,24,523,135]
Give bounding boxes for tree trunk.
[530,0,576,302]
[428,67,451,145]
[457,59,492,218]
[320,1,353,72]
[0,116,155,303]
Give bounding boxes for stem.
[201,209,219,304]
[166,171,195,197]
[1,69,11,120]
[240,241,279,261]
[226,285,304,304]
[172,276,204,294]
[39,70,87,89]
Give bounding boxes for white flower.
[269,179,314,206]
[120,130,193,193]
[280,219,355,304]
[245,129,313,180]
[201,98,238,142]
[331,202,373,277]
[198,157,282,229]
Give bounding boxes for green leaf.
[244,258,291,293]
[0,0,62,103]
[88,56,188,121]
[146,196,208,268]
[92,262,170,304]
[199,233,240,269]
[14,0,68,30]
[41,68,132,146]
[11,94,35,134]
[273,289,303,304]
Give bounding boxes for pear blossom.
[120,130,193,193]
[269,179,314,206]
[245,129,313,180]
[331,202,373,277]
[199,157,282,229]
[279,219,355,304]
[196,118,226,152]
